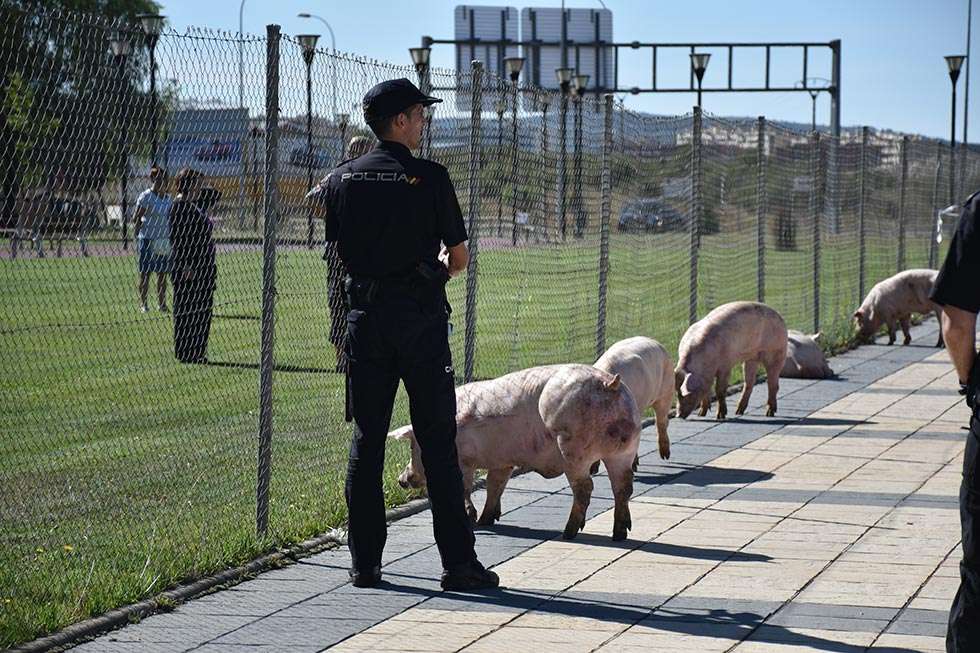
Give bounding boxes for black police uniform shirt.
[319,140,467,278]
[932,189,980,314]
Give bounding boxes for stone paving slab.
[69,320,972,652]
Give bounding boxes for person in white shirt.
[133,166,173,312]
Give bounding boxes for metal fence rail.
[1,3,977,647]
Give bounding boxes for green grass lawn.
[0,224,938,646]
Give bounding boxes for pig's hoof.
[903,338,911,346]
[612,528,628,541]
[716,410,727,421]
[589,461,600,475]
[466,507,478,523]
[562,519,584,540]
[659,446,670,460]
[766,406,776,417]
[698,407,708,417]
[476,513,496,527]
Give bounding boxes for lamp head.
[504,56,525,82]
[690,52,711,82]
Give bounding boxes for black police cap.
[362,78,442,124]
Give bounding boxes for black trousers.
[344,288,475,573]
[172,266,216,363]
[949,413,980,652]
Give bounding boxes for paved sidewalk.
[72,320,970,653]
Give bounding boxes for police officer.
[931,191,980,652]
[309,78,498,591]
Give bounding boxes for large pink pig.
[675,301,788,420]
[389,364,641,541]
[595,336,674,461]
[853,269,942,347]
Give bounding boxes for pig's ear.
[603,373,621,391]
[679,374,700,397]
[387,425,414,440]
[674,370,684,391]
[813,331,824,344]
[853,310,863,320]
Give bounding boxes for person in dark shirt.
[169,168,220,364]
[308,79,497,592]
[931,190,980,653]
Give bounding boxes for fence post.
[929,141,943,269]
[810,131,821,334]
[463,60,483,384]
[689,106,702,326]
[596,94,613,360]
[256,24,280,539]
[756,116,766,303]
[858,126,868,301]
[897,135,909,272]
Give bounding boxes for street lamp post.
[299,33,320,249]
[572,73,589,238]
[298,13,337,118]
[505,56,524,246]
[137,14,164,164]
[495,97,506,237]
[409,47,433,157]
[946,54,967,204]
[111,34,131,249]
[538,92,549,241]
[556,67,573,240]
[336,112,350,159]
[690,52,711,110]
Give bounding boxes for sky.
[154,0,975,141]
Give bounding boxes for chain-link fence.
[1,4,977,647]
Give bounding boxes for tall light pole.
[505,56,524,246]
[111,33,131,249]
[946,54,967,204]
[409,46,433,156]
[690,52,710,110]
[572,73,589,238]
[238,0,246,112]
[556,67,573,240]
[537,92,550,241]
[298,13,337,118]
[137,13,164,164]
[336,112,350,159]
[495,97,506,237]
[299,33,319,249]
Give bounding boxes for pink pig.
[675,301,788,420]
[853,269,943,347]
[389,364,641,541]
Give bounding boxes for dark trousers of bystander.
[173,266,216,363]
[343,285,476,575]
[949,412,980,652]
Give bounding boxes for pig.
[780,331,834,379]
[675,301,788,420]
[389,364,641,541]
[853,269,943,347]
[594,336,674,461]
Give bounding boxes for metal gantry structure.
[419,35,842,141]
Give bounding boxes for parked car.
[289,145,330,169]
[617,198,685,233]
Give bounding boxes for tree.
[1,0,161,227]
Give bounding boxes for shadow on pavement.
[367,583,921,653]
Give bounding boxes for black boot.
[440,560,499,591]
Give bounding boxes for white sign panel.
[521,7,613,93]
[454,5,519,111]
